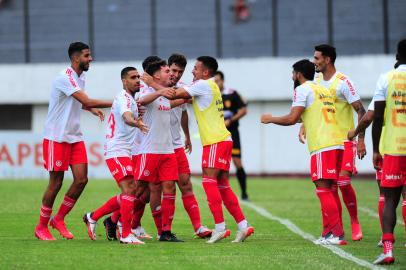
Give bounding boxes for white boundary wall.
[0,56,396,178]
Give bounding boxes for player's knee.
[74,176,88,189]
[49,180,63,193]
[179,180,193,194]
[163,184,176,194]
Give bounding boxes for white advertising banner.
[0,132,109,179]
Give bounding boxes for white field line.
[191,178,385,270]
[359,207,404,226]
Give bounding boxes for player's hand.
[298,124,306,144]
[185,98,192,104]
[161,88,176,99]
[357,139,367,160]
[90,108,105,122]
[372,151,382,170]
[184,137,192,154]
[260,113,272,124]
[347,129,356,141]
[224,119,231,128]
[141,72,153,86]
[136,118,149,134]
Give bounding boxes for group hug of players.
[33,38,405,264]
[34,42,253,247]
[261,39,406,265]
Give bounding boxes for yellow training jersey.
[379,69,406,155]
[299,81,343,153]
[192,79,231,146]
[315,73,355,141]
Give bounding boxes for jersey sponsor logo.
[344,79,356,96]
[345,162,351,167]
[144,170,150,176]
[312,172,317,178]
[66,69,78,88]
[158,105,171,111]
[326,168,336,174]
[385,174,401,180]
[202,160,207,165]
[55,160,62,167]
[218,158,227,164]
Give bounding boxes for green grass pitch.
[0,178,404,269]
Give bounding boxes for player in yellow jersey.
[301,44,366,241]
[142,56,254,244]
[261,59,346,245]
[372,39,406,265]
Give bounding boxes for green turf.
[0,178,404,269]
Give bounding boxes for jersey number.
[322,108,337,124]
[107,113,115,138]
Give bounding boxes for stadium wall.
[0,56,396,179]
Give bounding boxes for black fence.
[0,0,405,63]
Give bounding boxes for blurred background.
[0,0,405,179]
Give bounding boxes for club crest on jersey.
[224,100,231,108]
[144,170,150,176]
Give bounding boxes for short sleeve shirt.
[43,67,85,143]
[222,87,247,130]
[183,78,214,110]
[104,90,139,158]
[316,72,360,104]
[137,86,174,154]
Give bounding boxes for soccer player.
[34,42,113,241]
[83,67,148,244]
[372,39,406,265]
[168,53,212,238]
[348,60,406,248]
[135,59,187,242]
[261,59,346,245]
[310,44,366,241]
[143,56,254,244]
[103,56,162,240]
[214,71,249,200]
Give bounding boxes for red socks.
[331,184,343,227]
[218,178,245,223]
[338,176,359,223]
[182,193,202,231]
[92,195,120,221]
[382,233,395,254]
[120,194,136,238]
[54,195,76,222]
[378,194,385,230]
[161,193,176,232]
[402,199,406,233]
[38,205,52,228]
[316,187,343,237]
[132,199,146,229]
[151,208,162,236]
[202,177,224,224]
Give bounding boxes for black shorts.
[230,128,241,158]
